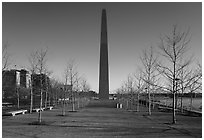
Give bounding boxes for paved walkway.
[2,103,202,138]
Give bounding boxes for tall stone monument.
[99,9,109,100]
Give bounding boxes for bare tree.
[28,51,38,113]
[2,42,12,101]
[125,74,135,110]
[28,51,39,73]
[36,48,48,123]
[64,59,79,112]
[75,76,89,108]
[157,25,192,124]
[186,64,202,110]
[175,60,200,111]
[44,70,53,108]
[80,77,90,93]
[176,62,191,111]
[133,71,145,112]
[195,62,202,92]
[118,74,136,110]
[140,46,158,115]
[2,42,11,71]
[62,61,70,116]
[115,82,126,108]
[50,78,62,106]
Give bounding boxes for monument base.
[87,99,117,108]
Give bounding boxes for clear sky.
[2,2,202,93]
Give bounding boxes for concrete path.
[2,105,202,138]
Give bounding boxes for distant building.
[31,73,50,106]
[32,73,50,94]
[2,69,30,99]
[20,69,30,88]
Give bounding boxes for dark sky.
[2,2,202,92]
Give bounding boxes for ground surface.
[2,101,202,138]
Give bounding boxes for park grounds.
[2,97,202,138]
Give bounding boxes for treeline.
[116,25,202,123]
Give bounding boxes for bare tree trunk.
[62,91,66,116]
[45,91,47,108]
[78,99,80,109]
[45,77,48,108]
[38,74,43,123]
[38,89,43,123]
[71,80,75,112]
[172,67,176,124]
[17,88,20,109]
[148,88,151,115]
[126,99,128,110]
[73,92,76,110]
[137,93,140,112]
[72,96,75,111]
[30,79,33,113]
[172,90,176,123]
[55,91,58,106]
[49,96,51,107]
[180,82,184,113]
[190,93,193,111]
[180,95,183,113]
[175,82,179,109]
[152,94,155,109]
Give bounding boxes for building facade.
[2,69,30,100]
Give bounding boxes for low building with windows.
[2,69,30,101]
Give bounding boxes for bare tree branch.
[2,42,11,71]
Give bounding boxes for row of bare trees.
[116,25,202,124]
[27,48,91,121]
[61,59,90,116]
[28,48,51,123]
[2,43,91,123]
